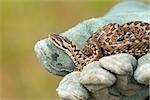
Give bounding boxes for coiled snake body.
[49,21,150,71]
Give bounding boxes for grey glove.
[34,0,150,100]
[56,53,150,100]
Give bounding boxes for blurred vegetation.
[1,0,120,100]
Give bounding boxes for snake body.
[49,21,150,71]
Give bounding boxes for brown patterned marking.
[49,21,150,71]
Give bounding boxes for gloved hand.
[56,53,150,100]
[34,0,150,100]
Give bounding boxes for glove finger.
[134,53,150,85]
[99,53,137,75]
[80,61,116,93]
[56,71,89,100]
[34,39,75,76]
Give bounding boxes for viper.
[49,21,150,71]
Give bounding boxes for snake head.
[48,34,74,51]
[49,34,64,47]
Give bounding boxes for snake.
[49,21,150,71]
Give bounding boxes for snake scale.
[49,21,150,71]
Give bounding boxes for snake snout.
[48,34,63,47]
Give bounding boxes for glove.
[56,53,150,100]
[34,0,150,100]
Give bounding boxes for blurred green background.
[1,0,119,100]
